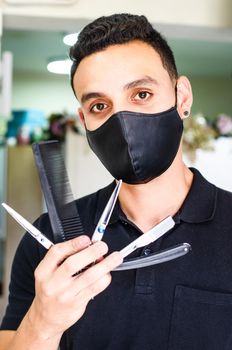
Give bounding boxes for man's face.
[73,40,177,131]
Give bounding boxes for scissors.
[91,180,122,242]
[1,180,191,269]
[1,180,122,249]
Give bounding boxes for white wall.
[12,71,77,116]
[66,131,113,199]
[2,0,232,30]
[184,138,232,192]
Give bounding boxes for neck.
[118,159,193,233]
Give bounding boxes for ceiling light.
[47,58,72,75]
[63,33,79,46]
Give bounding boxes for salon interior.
[0,0,231,316]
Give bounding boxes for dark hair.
[69,13,178,95]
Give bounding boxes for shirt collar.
[94,168,218,226]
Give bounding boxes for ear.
[176,76,193,119]
[78,108,86,127]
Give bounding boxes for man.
[1,13,232,350]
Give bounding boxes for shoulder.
[215,185,232,215]
[75,182,115,231]
[205,183,232,237]
[76,181,115,208]
[33,181,115,242]
[76,188,101,211]
[217,186,232,201]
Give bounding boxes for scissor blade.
[91,180,122,242]
[120,216,175,258]
[103,180,122,226]
[2,203,53,249]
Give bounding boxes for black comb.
[32,140,84,243]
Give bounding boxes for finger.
[56,272,112,309]
[55,241,109,280]
[36,235,91,276]
[62,274,113,321]
[70,251,123,296]
[77,273,112,304]
[42,251,122,305]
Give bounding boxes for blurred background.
[0,0,232,316]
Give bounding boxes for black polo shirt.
[1,168,232,350]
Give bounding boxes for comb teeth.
[61,219,84,240]
[32,140,84,243]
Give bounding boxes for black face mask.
[86,107,183,184]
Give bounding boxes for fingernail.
[95,241,108,254]
[79,236,91,246]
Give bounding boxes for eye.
[90,103,107,113]
[133,91,152,101]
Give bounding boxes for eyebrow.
[81,92,106,105]
[123,76,159,90]
[80,76,159,105]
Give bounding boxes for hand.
[27,235,123,340]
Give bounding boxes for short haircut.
[69,13,178,96]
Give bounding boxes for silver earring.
[184,111,189,117]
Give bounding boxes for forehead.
[73,40,170,98]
